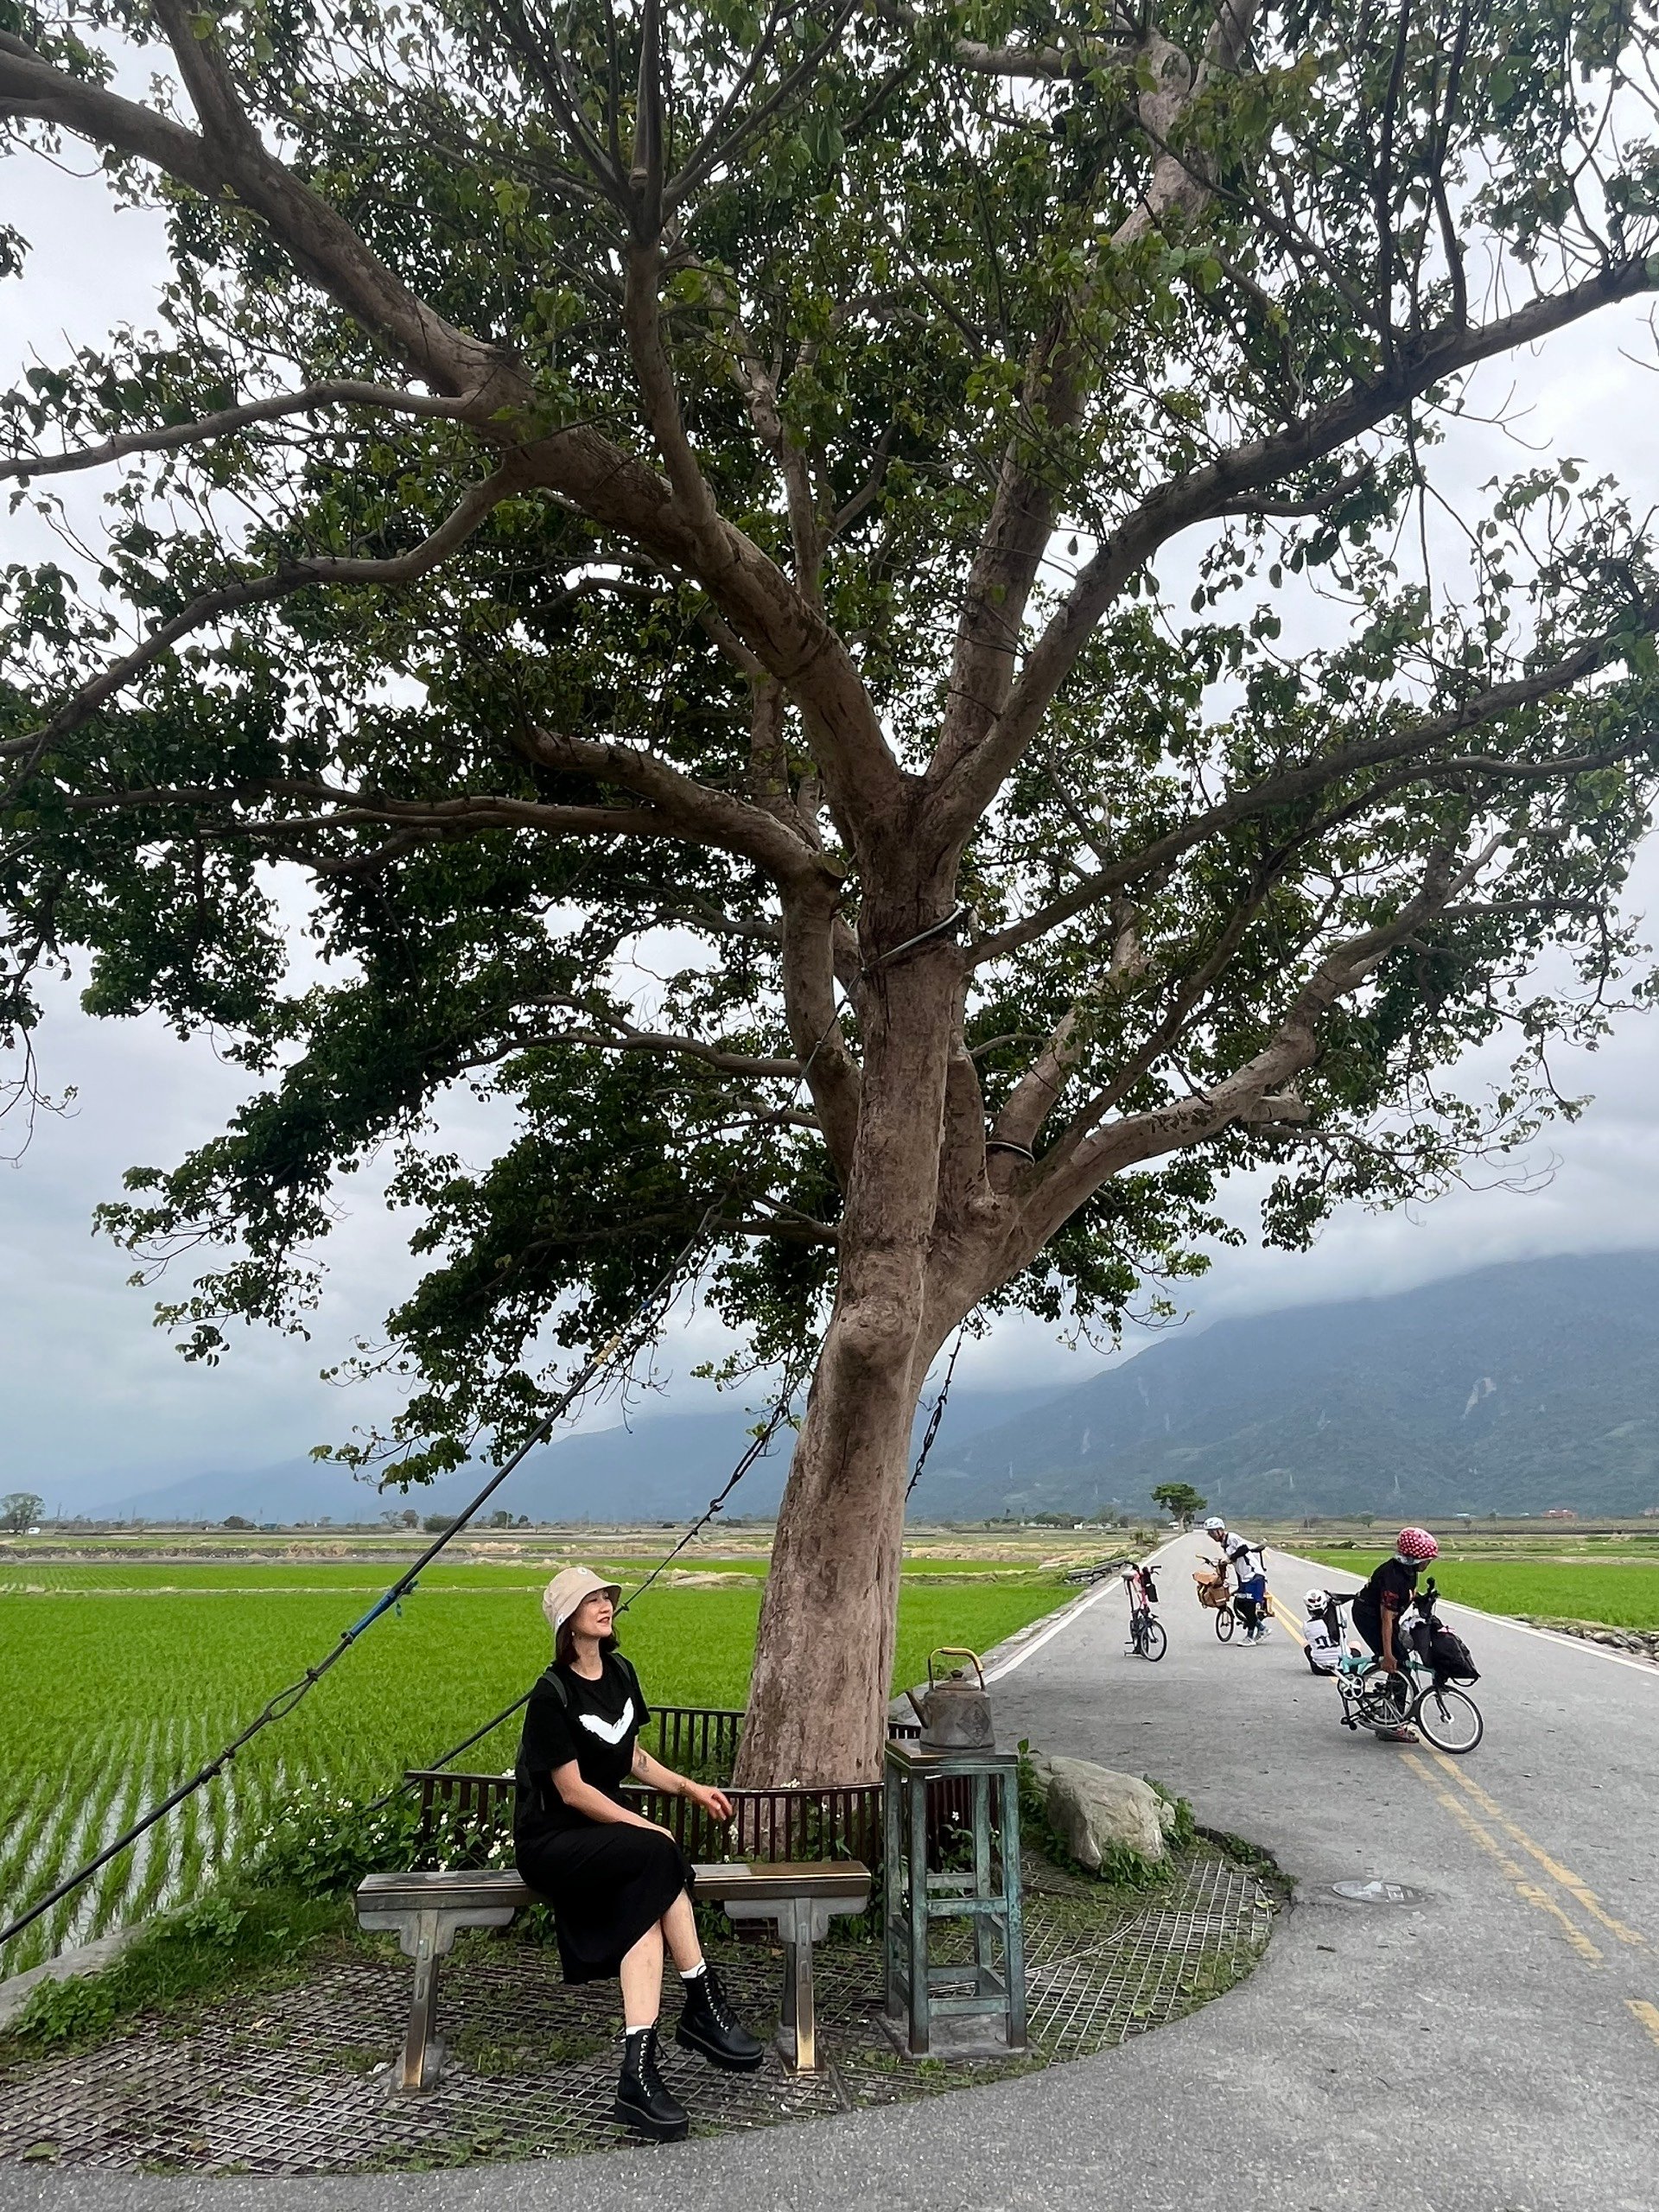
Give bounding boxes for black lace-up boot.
[675,1963,766,2071]
[613,2025,690,2141]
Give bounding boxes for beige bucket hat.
[542,1565,623,1643]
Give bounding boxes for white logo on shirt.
[577,1696,635,1747]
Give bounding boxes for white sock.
[623,2019,656,2037]
[679,1961,708,1983]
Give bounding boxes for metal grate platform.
[0,1845,1276,2173]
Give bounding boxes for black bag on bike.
[1141,1570,1160,1605]
[1429,1626,1479,1683]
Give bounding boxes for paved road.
[21,1535,1659,2212]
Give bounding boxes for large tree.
[3,0,1659,1783]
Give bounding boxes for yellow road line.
[1268,1595,1307,1645]
[1402,1752,1605,1968]
[1629,1999,1659,2051]
[1425,1751,1645,1948]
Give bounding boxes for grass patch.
[1198,1827,1290,1892]
[1300,1553,1659,1630]
[0,1882,359,2063]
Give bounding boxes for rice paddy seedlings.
[3,1570,1070,1969]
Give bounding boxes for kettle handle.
[927,1645,986,1690]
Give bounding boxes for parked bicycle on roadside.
[1123,1561,1167,1662]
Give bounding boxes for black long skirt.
[516,1823,692,1984]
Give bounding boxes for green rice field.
[0,1562,1071,1976]
[1301,1553,1659,1630]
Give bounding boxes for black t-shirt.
[1353,1557,1420,1643]
[513,1652,650,1841]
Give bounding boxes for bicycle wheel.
[1142,1618,1167,1662]
[1413,1682,1483,1754]
[1214,1603,1236,1643]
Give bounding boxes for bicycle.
[1330,1586,1483,1753]
[1123,1568,1167,1662]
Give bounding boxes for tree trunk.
[734,1305,932,1784]
[735,901,959,1787]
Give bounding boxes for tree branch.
[49,784,677,845]
[1,467,523,803]
[0,19,906,836]
[517,726,829,886]
[925,0,1260,828]
[1211,461,1375,519]
[1026,845,1474,1228]
[969,608,1659,967]
[934,261,1659,837]
[876,0,1139,79]
[778,887,861,1181]
[505,1001,805,1083]
[0,11,507,400]
[1,382,478,482]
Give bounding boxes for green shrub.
[1146,1777,1198,1851]
[12,1974,118,2048]
[1,1883,356,2063]
[169,1895,246,1945]
[245,1783,430,1896]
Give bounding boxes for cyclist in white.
[1203,1516,1271,1643]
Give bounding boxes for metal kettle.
[906,1648,994,1751]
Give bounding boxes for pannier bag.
[1140,1570,1160,1605]
[1428,1626,1479,1683]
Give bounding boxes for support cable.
[3,972,857,1946]
[906,1322,968,1498]
[619,1376,802,1614]
[0,1198,730,1955]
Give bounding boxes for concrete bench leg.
[771,1897,835,2075]
[397,1910,456,2093]
[717,1887,867,2078]
[780,1928,817,2074]
[357,1885,523,2095]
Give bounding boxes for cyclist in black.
[1351,1526,1440,1742]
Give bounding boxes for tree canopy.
[4,0,1659,1770]
[1151,1483,1207,1525]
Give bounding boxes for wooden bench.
[355,1858,870,2092]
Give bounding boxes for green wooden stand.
[881,1740,1027,2058]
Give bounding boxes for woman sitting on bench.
[515,1566,765,2141]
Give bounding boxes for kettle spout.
[904,1688,928,1726]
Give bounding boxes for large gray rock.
[1027,1752,1177,1869]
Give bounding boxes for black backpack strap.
[537,1665,568,1709]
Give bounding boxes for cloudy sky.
[5,115,1659,1510]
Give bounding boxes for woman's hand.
[683,1781,734,1822]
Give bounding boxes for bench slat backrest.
[409,1704,960,1873]
[409,1768,885,1868]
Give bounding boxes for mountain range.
[918,1249,1659,1520]
[31,1250,1659,1525]
[44,1388,1057,1528]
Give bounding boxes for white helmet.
[1304,1587,1329,1613]
[1203,1516,1226,1535]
